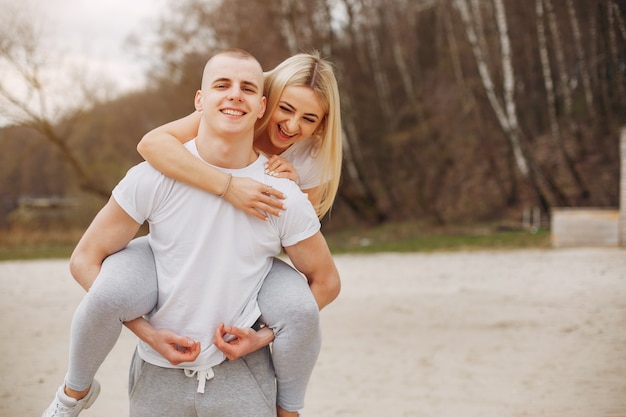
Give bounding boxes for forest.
[0,0,625,234]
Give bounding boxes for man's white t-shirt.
[112,139,320,374]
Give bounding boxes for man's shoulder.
[266,176,317,218]
[117,161,172,191]
[125,161,166,178]
[266,176,304,198]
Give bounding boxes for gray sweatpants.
[66,236,321,412]
[128,347,276,417]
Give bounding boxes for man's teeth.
[222,109,244,116]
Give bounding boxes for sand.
[1,247,626,417]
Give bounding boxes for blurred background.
[0,0,624,257]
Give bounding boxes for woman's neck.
[254,133,288,156]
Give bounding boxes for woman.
[42,52,342,417]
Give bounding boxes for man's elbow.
[69,248,94,291]
[320,270,341,308]
[329,273,341,302]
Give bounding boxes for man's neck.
[196,127,258,169]
[196,122,258,169]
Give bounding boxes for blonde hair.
[255,52,343,218]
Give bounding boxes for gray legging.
[66,236,321,412]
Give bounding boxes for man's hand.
[150,328,201,365]
[213,323,275,361]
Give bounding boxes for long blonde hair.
[255,52,343,218]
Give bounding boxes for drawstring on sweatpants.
[184,367,215,393]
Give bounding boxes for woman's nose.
[285,117,298,132]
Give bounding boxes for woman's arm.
[138,112,285,220]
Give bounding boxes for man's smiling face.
[196,53,266,137]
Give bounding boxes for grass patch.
[0,222,552,261]
[0,228,81,261]
[0,242,76,261]
[324,221,551,254]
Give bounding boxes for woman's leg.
[258,258,321,413]
[65,235,158,391]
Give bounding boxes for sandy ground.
[2,247,626,417]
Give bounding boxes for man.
[64,49,339,417]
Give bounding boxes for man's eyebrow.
[279,100,320,119]
[212,78,259,90]
[241,80,260,90]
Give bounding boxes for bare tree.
[607,0,626,107]
[0,4,110,198]
[544,0,573,115]
[453,0,574,208]
[536,0,589,202]
[453,0,529,177]
[536,0,558,140]
[565,0,593,113]
[359,0,395,126]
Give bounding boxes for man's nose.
[228,87,243,101]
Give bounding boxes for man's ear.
[194,90,203,112]
[258,96,267,119]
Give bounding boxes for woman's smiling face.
[266,85,324,153]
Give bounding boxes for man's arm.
[284,231,341,310]
[70,197,202,364]
[70,197,142,291]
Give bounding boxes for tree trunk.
[359,0,395,127]
[453,0,529,177]
[382,5,418,109]
[278,0,300,55]
[566,0,593,114]
[544,0,572,114]
[608,1,626,108]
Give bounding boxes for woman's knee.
[84,238,158,321]
[259,260,320,329]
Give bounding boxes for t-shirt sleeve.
[275,182,321,247]
[111,162,170,224]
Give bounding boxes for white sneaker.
[41,380,101,417]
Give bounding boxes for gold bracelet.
[219,173,232,198]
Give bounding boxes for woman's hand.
[224,176,286,221]
[265,155,299,184]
